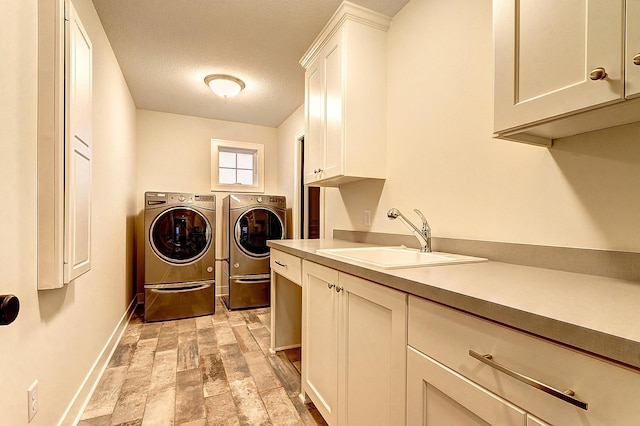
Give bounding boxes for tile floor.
[77,298,327,426]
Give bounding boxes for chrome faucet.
[387,208,432,253]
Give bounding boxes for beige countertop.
[268,239,640,370]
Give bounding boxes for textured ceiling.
[91,0,410,128]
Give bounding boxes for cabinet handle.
[335,286,343,293]
[274,260,287,268]
[328,283,335,289]
[469,350,588,410]
[634,54,640,66]
[589,67,607,81]
[314,168,323,174]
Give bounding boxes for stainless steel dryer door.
[234,207,284,258]
[150,207,212,264]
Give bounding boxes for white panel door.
[407,347,527,425]
[322,32,344,181]
[527,414,551,426]
[64,0,92,283]
[340,273,406,426]
[304,57,325,184]
[494,0,624,132]
[627,0,640,99]
[302,261,340,425]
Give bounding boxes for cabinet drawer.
[270,249,302,285]
[408,296,640,425]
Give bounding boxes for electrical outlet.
[28,380,38,422]
[364,210,371,227]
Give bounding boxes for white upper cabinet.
[494,0,640,146]
[38,0,93,289]
[64,0,93,283]
[301,2,390,186]
[627,0,640,99]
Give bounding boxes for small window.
[211,139,264,192]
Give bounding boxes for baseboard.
[57,297,138,426]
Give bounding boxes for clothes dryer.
[144,192,215,321]
[221,194,286,310]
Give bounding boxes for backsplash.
[333,230,640,282]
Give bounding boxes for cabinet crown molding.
[299,1,391,69]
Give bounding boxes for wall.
[135,110,280,296]
[276,105,305,238]
[325,0,640,253]
[0,0,137,424]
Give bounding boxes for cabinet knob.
[328,283,335,290]
[589,67,607,80]
[634,54,640,66]
[335,286,343,293]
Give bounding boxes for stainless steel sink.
[315,246,487,269]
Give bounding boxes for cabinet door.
[407,346,527,425]
[322,33,344,180]
[494,0,624,132]
[527,414,550,426]
[304,57,325,184]
[340,274,406,426]
[302,261,340,425]
[64,0,92,283]
[627,0,640,99]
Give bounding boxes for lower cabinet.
[280,252,639,425]
[407,296,640,425]
[407,346,549,425]
[302,260,407,426]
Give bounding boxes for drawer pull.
[469,350,588,410]
[274,260,287,268]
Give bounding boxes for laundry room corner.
[134,109,280,303]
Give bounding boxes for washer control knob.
[178,195,186,202]
[257,197,263,203]
[207,266,213,273]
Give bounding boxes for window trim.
[211,139,265,193]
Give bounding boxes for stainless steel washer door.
[234,207,284,258]
[150,206,212,264]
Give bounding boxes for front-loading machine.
[221,194,286,310]
[144,191,216,321]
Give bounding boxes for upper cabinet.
[38,0,93,289]
[64,1,93,283]
[493,0,640,146]
[300,2,390,186]
[628,0,640,99]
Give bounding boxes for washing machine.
[221,194,286,310]
[144,191,215,321]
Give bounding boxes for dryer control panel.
[145,192,216,210]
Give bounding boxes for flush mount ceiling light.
[204,74,246,98]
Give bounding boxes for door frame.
[294,130,323,239]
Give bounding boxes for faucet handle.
[413,209,430,233]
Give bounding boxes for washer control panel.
[145,192,215,209]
